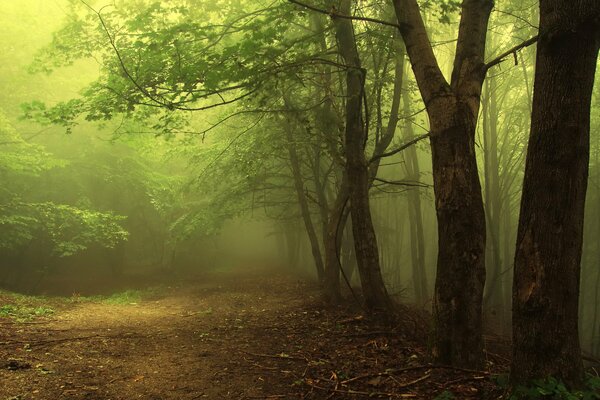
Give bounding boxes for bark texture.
[511,0,600,387]
[335,0,392,311]
[392,0,493,367]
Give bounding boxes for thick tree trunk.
[393,0,492,368]
[511,0,599,387]
[335,0,392,312]
[429,101,487,368]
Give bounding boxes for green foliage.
[0,290,55,322]
[71,287,167,305]
[503,375,600,400]
[0,304,54,321]
[26,0,302,132]
[0,111,64,175]
[0,201,128,257]
[421,0,462,24]
[0,109,129,257]
[99,289,144,305]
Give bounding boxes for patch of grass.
[0,293,55,322]
[69,286,168,305]
[100,289,144,305]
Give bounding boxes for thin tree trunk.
[323,176,349,303]
[285,122,325,281]
[335,0,392,312]
[401,87,428,306]
[482,76,504,313]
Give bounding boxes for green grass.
[98,289,144,305]
[0,292,55,322]
[70,286,168,305]
[0,285,168,322]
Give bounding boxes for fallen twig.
[305,380,417,398]
[241,350,307,362]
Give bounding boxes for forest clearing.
[1,267,512,400]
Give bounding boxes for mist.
[0,1,599,399]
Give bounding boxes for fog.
[0,1,598,394]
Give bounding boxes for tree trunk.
[335,0,392,312]
[285,117,326,282]
[429,101,487,368]
[323,176,349,303]
[393,0,492,368]
[511,0,599,387]
[401,88,428,306]
[482,76,504,314]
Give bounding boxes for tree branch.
[484,35,539,71]
[369,132,430,163]
[287,0,401,30]
[373,177,429,188]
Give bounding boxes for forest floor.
[0,267,510,400]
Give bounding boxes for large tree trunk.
[392,0,492,368]
[429,101,487,368]
[511,0,599,387]
[335,0,392,312]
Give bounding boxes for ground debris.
[0,268,509,399]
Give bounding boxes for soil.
[0,267,508,399]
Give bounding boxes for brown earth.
[0,267,508,399]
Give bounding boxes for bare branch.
[484,35,538,71]
[287,0,401,30]
[373,177,430,188]
[369,132,430,163]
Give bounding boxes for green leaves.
[507,375,600,400]
[0,202,128,257]
[0,109,128,256]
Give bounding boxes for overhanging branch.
[484,35,538,71]
[369,132,430,163]
[287,0,401,30]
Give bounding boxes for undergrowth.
[0,291,55,321]
[0,286,167,321]
[494,374,600,400]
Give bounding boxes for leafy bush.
[503,375,600,400]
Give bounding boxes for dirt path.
[0,267,505,399]
[1,268,317,399]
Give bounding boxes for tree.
[511,0,600,387]
[391,0,493,368]
[0,110,129,289]
[334,0,393,311]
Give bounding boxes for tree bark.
[335,0,392,312]
[511,0,599,387]
[392,0,492,368]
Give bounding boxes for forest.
[0,0,599,399]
